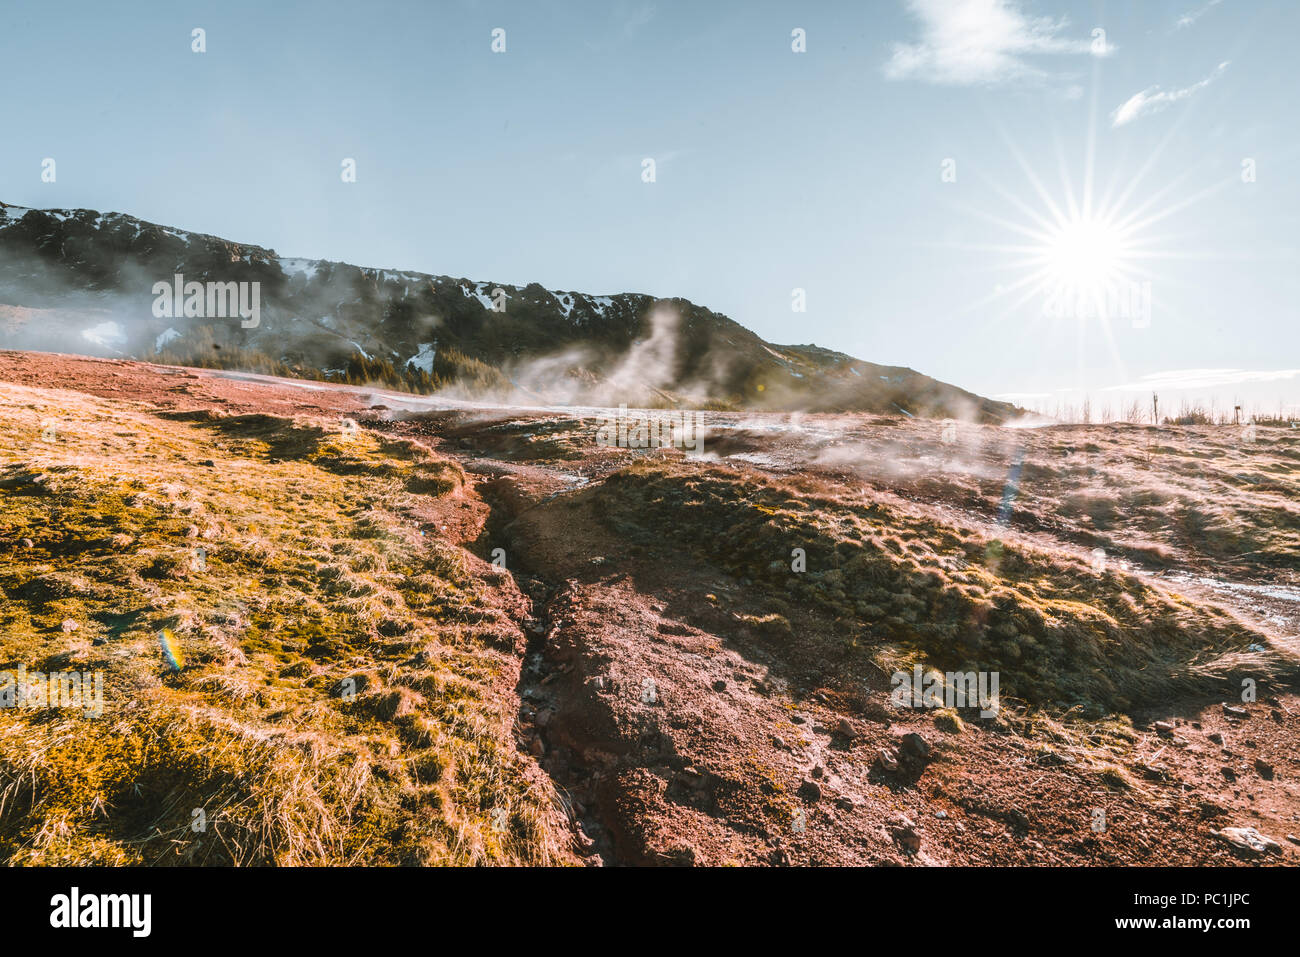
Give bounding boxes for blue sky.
[3,0,1297,413]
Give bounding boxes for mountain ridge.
[0,203,1019,421]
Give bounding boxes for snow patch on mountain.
[407,342,436,374]
[551,291,576,319]
[280,258,322,280]
[461,281,502,311]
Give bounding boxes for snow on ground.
[551,291,576,319]
[406,342,436,374]
[0,205,28,227]
[280,258,322,281]
[461,282,502,311]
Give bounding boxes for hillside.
[2,350,1297,866]
[0,204,1017,421]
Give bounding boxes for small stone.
[20,538,33,549]
[1254,758,1275,780]
[889,823,922,854]
[712,679,727,692]
[811,764,825,779]
[797,779,822,802]
[1222,704,1249,719]
[1221,766,1237,782]
[1208,731,1224,745]
[934,810,948,819]
[877,748,899,772]
[790,714,806,725]
[1213,826,1282,856]
[1286,834,1300,846]
[900,732,931,761]
[1153,720,1176,737]
[60,619,79,633]
[834,795,856,811]
[836,718,857,739]
[771,734,787,750]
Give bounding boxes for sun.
[1043,214,1128,289]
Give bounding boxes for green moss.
[0,387,564,866]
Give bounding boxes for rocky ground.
[2,349,1298,866]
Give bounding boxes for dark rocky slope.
[0,203,1017,421]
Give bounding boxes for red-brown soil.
[3,350,1298,866]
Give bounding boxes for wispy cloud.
[1102,368,1300,391]
[1111,61,1229,127]
[1175,0,1223,31]
[617,1,655,38]
[992,391,1052,402]
[884,0,1112,86]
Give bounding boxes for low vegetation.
[592,459,1291,715]
[0,382,567,865]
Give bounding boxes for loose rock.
[901,732,931,761]
[1212,826,1281,856]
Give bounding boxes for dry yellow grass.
[0,382,569,865]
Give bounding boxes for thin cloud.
[1111,61,1229,127]
[617,1,655,38]
[1175,0,1223,31]
[992,391,1052,402]
[884,0,1113,86]
[1102,368,1300,392]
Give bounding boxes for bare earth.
[3,349,1298,866]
